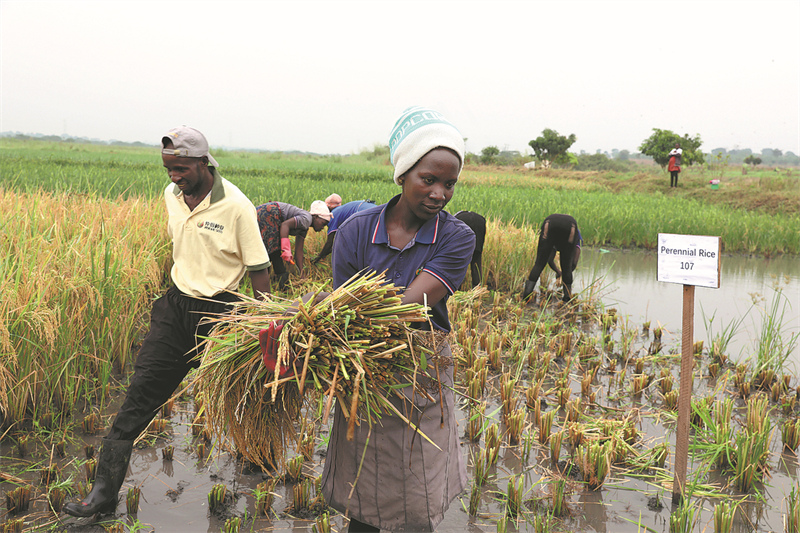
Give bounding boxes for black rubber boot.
[522,280,536,301]
[561,284,573,302]
[63,439,133,517]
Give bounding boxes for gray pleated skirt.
[320,346,466,532]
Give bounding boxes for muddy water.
[574,248,800,369]
[2,249,799,533]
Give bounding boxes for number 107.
[680,262,694,270]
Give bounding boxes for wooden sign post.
[656,233,721,505]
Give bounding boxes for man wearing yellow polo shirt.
[64,126,271,518]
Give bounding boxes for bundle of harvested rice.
[192,270,443,468]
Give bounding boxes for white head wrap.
[388,106,465,185]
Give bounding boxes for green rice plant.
[473,448,490,487]
[749,288,800,379]
[84,458,97,482]
[659,368,674,395]
[468,483,481,516]
[290,478,313,513]
[506,408,526,445]
[574,440,611,490]
[312,513,331,533]
[533,511,555,533]
[85,444,96,459]
[581,368,595,397]
[286,455,305,482]
[731,428,772,492]
[2,519,24,533]
[702,305,748,367]
[713,500,737,533]
[781,394,797,415]
[565,397,582,423]
[466,401,486,442]
[222,517,241,533]
[208,483,227,514]
[629,441,669,471]
[550,430,564,466]
[669,497,700,533]
[126,486,141,515]
[255,479,277,516]
[745,394,771,436]
[568,422,585,448]
[76,480,90,499]
[55,439,66,458]
[505,474,524,519]
[630,373,650,397]
[4,485,33,514]
[162,445,175,461]
[500,373,518,423]
[15,435,29,458]
[538,409,556,444]
[551,478,567,517]
[496,515,507,533]
[47,484,67,513]
[786,483,800,533]
[782,419,800,451]
[196,442,207,460]
[39,464,60,486]
[527,379,542,409]
[486,423,501,465]
[522,430,535,463]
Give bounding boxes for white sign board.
[657,233,721,288]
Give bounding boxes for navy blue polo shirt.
[327,200,377,233]
[332,195,475,332]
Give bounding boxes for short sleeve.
[331,217,363,288]
[421,219,475,294]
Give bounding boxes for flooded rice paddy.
[1,248,798,533]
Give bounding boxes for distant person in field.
[255,200,331,289]
[668,142,682,188]
[325,193,342,210]
[454,210,486,288]
[311,199,377,264]
[522,213,582,302]
[63,126,271,518]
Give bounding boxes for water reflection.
[576,248,800,367]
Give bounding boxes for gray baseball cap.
[161,126,220,167]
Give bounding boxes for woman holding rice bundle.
[319,107,475,532]
[255,200,331,289]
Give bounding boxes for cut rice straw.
[191,270,442,468]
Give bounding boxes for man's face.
[162,152,207,196]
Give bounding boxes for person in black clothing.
[522,213,581,302]
[454,210,486,288]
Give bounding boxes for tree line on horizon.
[3,130,798,169]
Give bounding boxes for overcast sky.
[2,0,798,156]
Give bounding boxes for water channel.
[575,247,800,370]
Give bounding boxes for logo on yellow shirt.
[199,221,225,234]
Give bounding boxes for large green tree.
[528,128,577,167]
[638,129,704,168]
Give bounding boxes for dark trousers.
[106,286,237,441]
[527,215,578,288]
[670,171,679,187]
[454,211,486,288]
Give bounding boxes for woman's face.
[311,215,329,232]
[398,148,460,221]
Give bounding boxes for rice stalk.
[192,270,438,468]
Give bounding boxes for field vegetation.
[2,138,798,254]
[0,139,798,532]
